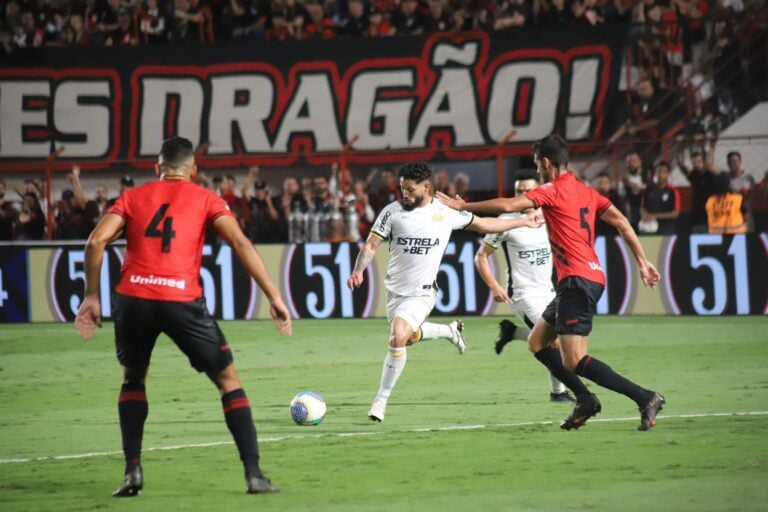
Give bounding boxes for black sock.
[575,355,650,404]
[533,347,591,399]
[222,389,262,478]
[118,383,148,475]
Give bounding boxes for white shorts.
[510,293,555,329]
[386,291,436,332]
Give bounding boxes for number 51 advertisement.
[0,234,766,323]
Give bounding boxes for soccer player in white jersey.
[347,162,543,422]
[474,170,575,403]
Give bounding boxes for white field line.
[1,410,767,465]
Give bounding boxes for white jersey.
[482,211,554,300]
[370,198,474,297]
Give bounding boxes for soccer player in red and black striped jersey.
[438,134,665,432]
[75,137,292,496]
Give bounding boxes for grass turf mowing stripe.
[2,409,766,465]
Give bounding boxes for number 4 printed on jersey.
[145,204,176,252]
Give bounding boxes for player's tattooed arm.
[347,235,381,289]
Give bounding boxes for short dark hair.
[727,151,741,160]
[690,151,703,159]
[159,136,194,169]
[516,169,539,182]
[397,161,432,183]
[533,134,569,169]
[595,171,611,180]
[656,160,671,172]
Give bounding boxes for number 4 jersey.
[525,173,612,286]
[109,180,234,301]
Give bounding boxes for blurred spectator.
[54,188,86,240]
[750,170,768,232]
[572,0,606,27]
[726,151,754,198]
[426,0,453,32]
[453,0,493,31]
[312,175,335,211]
[107,175,135,207]
[221,0,267,40]
[345,179,375,240]
[640,160,681,234]
[282,0,310,35]
[15,192,45,240]
[495,0,529,30]
[535,0,574,27]
[592,171,624,237]
[277,176,307,241]
[0,179,18,240]
[608,78,669,148]
[174,0,205,42]
[242,168,282,242]
[106,7,138,46]
[366,5,393,36]
[677,143,719,232]
[620,152,650,231]
[372,167,402,211]
[92,0,121,46]
[710,18,744,120]
[139,0,171,44]
[62,12,90,46]
[266,8,294,40]
[303,0,336,38]
[454,172,471,201]
[391,0,428,35]
[340,0,369,36]
[433,168,451,195]
[279,176,308,214]
[13,10,43,48]
[705,172,747,233]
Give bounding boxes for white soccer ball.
[289,391,326,426]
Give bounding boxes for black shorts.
[113,293,233,374]
[541,277,605,336]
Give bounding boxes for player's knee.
[561,353,581,371]
[208,364,242,393]
[389,329,410,348]
[122,366,148,385]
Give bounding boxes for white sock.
[376,347,407,400]
[419,322,452,340]
[514,324,531,341]
[550,373,567,394]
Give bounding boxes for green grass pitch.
[1,316,767,511]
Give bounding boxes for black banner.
[0,27,626,169]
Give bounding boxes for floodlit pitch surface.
[1,316,766,512]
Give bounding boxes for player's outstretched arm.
[436,192,534,215]
[347,235,381,289]
[214,215,292,335]
[466,211,543,234]
[474,244,512,303]
[76,212,125,339]
[599,205,661,289]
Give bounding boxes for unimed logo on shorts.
[284,242,374,319]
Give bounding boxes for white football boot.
[448,320,466,355]
[368,397,387,422]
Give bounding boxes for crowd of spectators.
[1,146,766,243]
[590,143,766,236]
[0,0,762,50]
